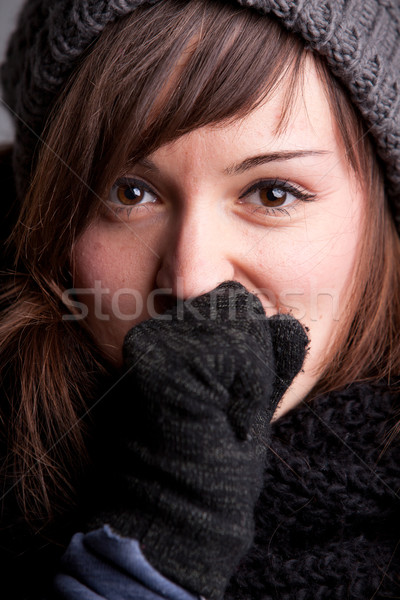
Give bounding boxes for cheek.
[74,231,137,285]
[250,209,361,332]
[71,225,159,363]
[73,225,157,298]
[249,208,362,409]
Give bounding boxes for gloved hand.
[88,281,308,600]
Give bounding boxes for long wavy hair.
[1,0,399,526]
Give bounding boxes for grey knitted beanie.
[1,0,400,226]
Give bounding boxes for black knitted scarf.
[226,380,400,599]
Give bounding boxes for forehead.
[151,57,338,167]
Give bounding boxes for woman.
[0,0,400,598]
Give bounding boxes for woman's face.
[72,59,364,419]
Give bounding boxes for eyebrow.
[224,150,330,175]
[136,150,330,175]
[136,157,161,173]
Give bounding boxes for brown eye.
[240,179,316,217]
[110,179,158,207]
[117,184,145,206]
[259,187,287,207]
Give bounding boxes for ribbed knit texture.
[2,0,400,228]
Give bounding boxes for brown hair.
[0,0,398,526]
[309,60,400,398]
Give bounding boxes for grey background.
[0,0,26,144]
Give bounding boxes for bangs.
[48,0,307,206]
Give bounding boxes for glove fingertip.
[268,314,309,404]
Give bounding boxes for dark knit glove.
[88,281,308,600]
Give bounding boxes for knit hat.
[2,0,400,227]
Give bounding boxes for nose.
[155,206,235,299]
